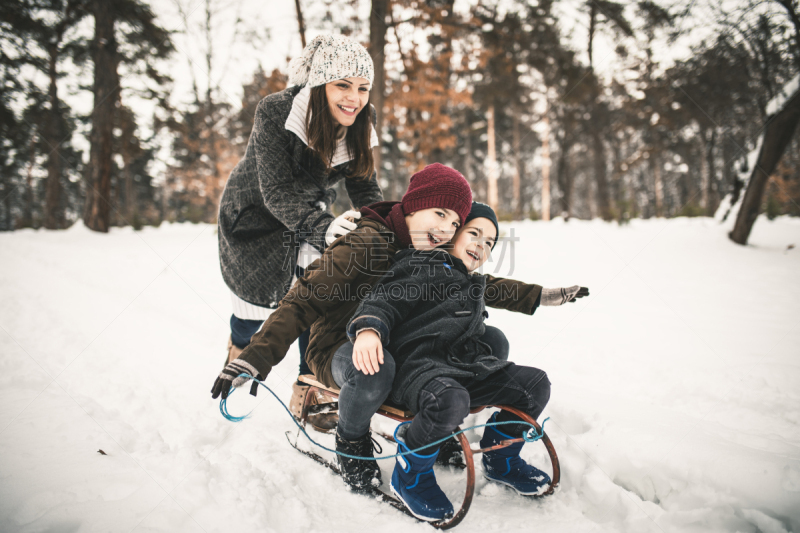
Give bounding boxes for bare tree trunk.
[162,173,171,222]
[389,126,401,200]
[556,139,573,219]
[118,100,136,225]
[486,104,499,212]
[44,45,63,229]
[699,129,718,213]
[730,87,800,244]
[653,153,663,217]
[706,129,718,215]
[592,128,611,220]
[722,134,735,198]
[83,0,118,233]
[204,0,218,222]
[22,133,36,228]
[2,170,11,231]
[464,114,474,187]
[294,0,306,48]
[512,113,522,218]
[369,0,388,181]
[122,124,134,224]
[588,2,596,69]
[699,133,709,210]
[541,115,551,221]
[125,158,134,223]
[112,173,122,226]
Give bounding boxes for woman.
[217,35,383,426]
[212,164,474,491]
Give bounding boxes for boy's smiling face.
[405,207,461,250]
[450,217,497,271]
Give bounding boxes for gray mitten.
[541,286,589,306]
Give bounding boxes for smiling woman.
[217,35,383,427]
[306,76,375,180]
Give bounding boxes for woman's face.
[325,77,370,127]
[450,217,497,271]
[405,207,461,250]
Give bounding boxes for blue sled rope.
[220,374,549,462]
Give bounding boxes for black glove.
[541,286,589,306]
[211,359,262,400]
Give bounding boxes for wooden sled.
[296,375,561,529]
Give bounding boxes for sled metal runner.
[285,432,431,522]
[295,376,561,529]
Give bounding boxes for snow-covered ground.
[1,216,799,533]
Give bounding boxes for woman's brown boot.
[289,379,339,433]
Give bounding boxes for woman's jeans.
[229,266,311,376]
[331,325,512,441]
[230,315,311,375]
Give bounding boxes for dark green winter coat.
[218,85,383,308]
[346,248,542,413]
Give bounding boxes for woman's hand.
[352,329,384,375]
[325,210,361,245]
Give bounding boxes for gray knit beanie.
[288,35,374,88]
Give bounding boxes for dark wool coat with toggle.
[347,248,543,413]
[217,85,383,308]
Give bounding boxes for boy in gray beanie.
[346,201,589,521]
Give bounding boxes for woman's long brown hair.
[306,85,375,180]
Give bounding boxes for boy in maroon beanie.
[358,163,472,250]
[212,163,472,490]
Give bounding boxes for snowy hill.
[1,216,799,533]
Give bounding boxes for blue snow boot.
[480,412,551,496]
[390,422,454,522]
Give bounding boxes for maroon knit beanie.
[401,163,473,223]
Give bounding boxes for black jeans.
[331,326,510,441]
[405,364,551,453]
[331,342,397,440]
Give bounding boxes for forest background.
[1,0,798,241]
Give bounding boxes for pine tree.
[0,0,87,229]
[83,0,173,232]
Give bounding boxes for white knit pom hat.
[288,34,374,88]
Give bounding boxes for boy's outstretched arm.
[484,275,543,314]
[484,275,589,314]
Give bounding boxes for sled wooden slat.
[298,375,414,418]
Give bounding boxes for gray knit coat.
[218,85,384,308]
